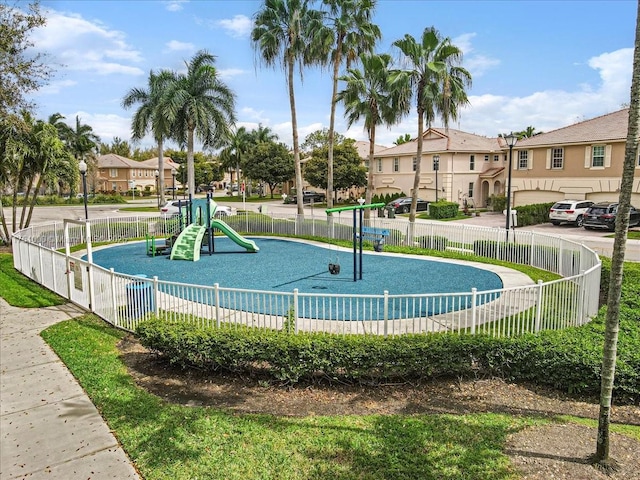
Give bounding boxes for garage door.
[513,190,564,206]
[586,192,618,203]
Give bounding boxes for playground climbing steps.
[169,224,206,261]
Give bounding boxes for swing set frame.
[325,203,385,282]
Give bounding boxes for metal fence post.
[214,283,221,328]
[383,290,389,336]
[471,288,477,334]
[153,276,159,316]
[293,288,299,334]
[535,280,544,332]
[109,268,118,327]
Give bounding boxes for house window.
[109,169,118,178]
[484,154,489,162]
[393,157,399,172]
[518,150,529,169]
[376,159,382,172]
[131,170,136,177]
[364,159,369,169]
[468,182,474,198]
[592,145,605,167]
[469,155,475,170]
[552,148,564,169]
[493,154,499,162]
[412,157,417,172]
[503,154,507,162]
[111,182,117,191]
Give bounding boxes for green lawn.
[0,254,65,307]
[2,249,638,479]
[41,315,543,480]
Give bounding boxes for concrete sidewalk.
[0,299,140,479]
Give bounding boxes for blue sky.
[30,0,637,150]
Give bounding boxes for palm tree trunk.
[158,138,165,206]
[25,172,46,228]
[287,57,304,215]
[19,180,33,229]
[365,124,377,220]
[408,109,424,245]
[593,4,640,469]
[0,196,11,244]
[327,43,342,211]
[187,127,195,196]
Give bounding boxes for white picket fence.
[11,212,601,336]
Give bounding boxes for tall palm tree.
[164,50,236,195]
[319,0,380,209]
[218,126,252,192]
[393,133,412,145]
[593,2,640,471]
[252,0,323,213]
[337,52,410,218]
[392,27,471,224]
[122,69,177,205]
[250,123,278,144]
[59,115,100,197]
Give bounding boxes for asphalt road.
[5,198,639,262]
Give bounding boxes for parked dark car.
[386,197,429,214]
[290,191,326,204]
[583,202,640,231]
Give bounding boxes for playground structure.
[325,202,387,281]
[145,195,259,261]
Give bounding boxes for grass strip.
[43,315,544,480]
[0,253,66,307]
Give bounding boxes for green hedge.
[428,201,459,219]
[416,235,448,251]
[512,202,555,227]
[136,314,640,403]
[472,240,580,273]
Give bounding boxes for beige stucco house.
[369,108,640,208]
[371,128,506,207]
[94,154,181,193]
[511,109,640,206]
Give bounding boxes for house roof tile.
[375,128,502,156]
[517,109,629,147]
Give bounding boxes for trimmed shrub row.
[136,315,640,403]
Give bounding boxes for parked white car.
[160,200,232,218]
[549,200,594,227]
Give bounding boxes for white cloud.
[216,15,253,38]
[33,80,77,96]
[452,33,476,54]
[63,112,132,144]
[164,1,188,12]
[33,9,143,76]
[218,68,246,80]
[165,40,195,52]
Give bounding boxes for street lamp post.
[504,133,518,242]
[171,168,176,200]
[433,155,440,202]
[154,169,160,208]
[79,160,88,220]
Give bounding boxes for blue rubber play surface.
[90,237,502,298]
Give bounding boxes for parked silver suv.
[549,200,594,227]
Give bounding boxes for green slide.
[211,218,259,252]
[169,224,207,261]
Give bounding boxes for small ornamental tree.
[304,140,366,193]
[243,141,295,198]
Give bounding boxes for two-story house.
[369,108,640,209]
[371,128,505,207]
[510,109,640,206]
[95,154,181,193]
